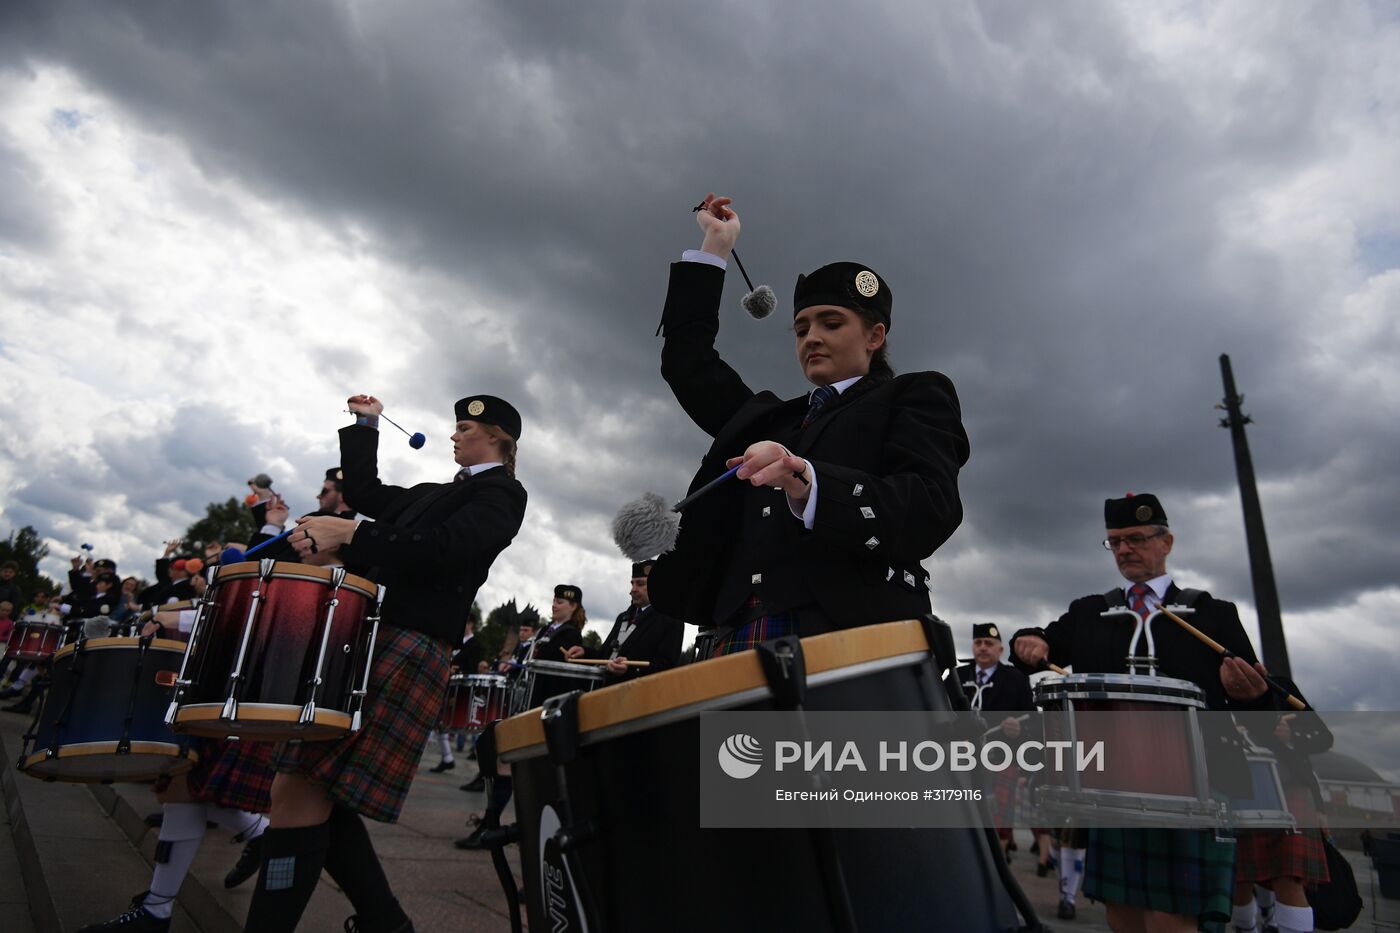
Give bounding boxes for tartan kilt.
[1084,828,1237,922]
[985,765,1020,839]
[272,625,451,824]
[1234,789,1329,884]
[185,737,276,813]
[713,595,795,656]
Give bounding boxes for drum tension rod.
[539,692,605,930]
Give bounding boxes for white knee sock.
[206,806,268,841]
[1059,847,1085,903]
[1271,903,1312,933]
[15,666,37,685]
[145,802,208,919]
[1231,899,1258,932]
[438,732,454,762]
[1254,886,1277,925]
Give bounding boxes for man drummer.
[565,560,683,680]
[246,467,358,558]
[956,622,1033,862]
[1012,493,1276,933]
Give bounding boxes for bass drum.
[20,636,196,783]
[496,620,1022,933]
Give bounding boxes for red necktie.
[1127,582,1152,619]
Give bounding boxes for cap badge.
[988,625,999,638]
[335,469,344,480]
[1135,505,1152,521]
[854,270,879,298]
[467,400,485,417]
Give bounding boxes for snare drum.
[169,561,382,741]
[510,659,604,716]
[496,620,1022,932]
[1033,672,1224,829]
[20,636,197,783]
[6,617,64,662]
[459,673,508,734]
[1227,743,1295,830]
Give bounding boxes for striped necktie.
[1127,582,1152,619]
[801,385,838,429]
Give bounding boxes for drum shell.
[462,674,507,733]
[175,564,376,739]
[508,653,1019,932]
[7,620,64,662]
[1032,674,1220,827]
[516,661,605,716]
[22,638,195,782]
[1229,750,1296,830]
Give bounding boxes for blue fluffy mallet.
[348,409,425,449]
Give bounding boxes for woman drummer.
[243,392,527,933]
[648,193,970,651]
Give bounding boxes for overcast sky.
[0,1,1396,711]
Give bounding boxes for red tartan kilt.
[272,625,451,823]
[986,765,1020,835]
[184,738,276,813]
[1233,789,1330,884]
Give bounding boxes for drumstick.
[564,657,651,668]
[1034,659,1070,676]
[983,714,1030,737]
[1155,606,1306,711]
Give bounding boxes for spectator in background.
[112,577,142,626]
[141,539,196,607]
[0,601,16,687]
[0,561,23,611]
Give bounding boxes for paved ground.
[2,708,1395,931]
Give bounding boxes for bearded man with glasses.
[1011,493,1279,933]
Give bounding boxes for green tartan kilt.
[1084,828,1237,922]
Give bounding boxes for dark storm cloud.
[2,1,1397,701]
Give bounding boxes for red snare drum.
[168,561,382,741]
[6,617,64,662]
[1033,673,1224,828]
[459,673,508,734]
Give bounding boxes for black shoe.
[1036,861,1050,878]
[224,834,263,889]
[466,747,476,760]
[1057,899,1075,921]
[1029,839,1040,855]
[1006,838,1017,852]
[454,824,489,850]
[143,812,163,829]
[460,775,484,792]
[76,892,171,932]
[428,759,455,773]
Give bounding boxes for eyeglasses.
[1102,531,1166,551]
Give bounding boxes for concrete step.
[3,710,515,931]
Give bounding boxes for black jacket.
[527,621,584,665]
[957,662,1034,714]
[338,425,527,648]
[650,262,970,634]
[1010,583,1273,712]
[1011,582,1275,796]
[451,635,484,674]
[586,605,685,682]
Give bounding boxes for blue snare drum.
[20,636,197,783]
[1227,743,1295,830]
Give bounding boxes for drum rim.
[22,740,198,776]
[173,701,353,721]
[1034,673,1206,707]
[212,560,378,599]
[52,636,191,663]
[524,659,607,679]
[464,673,507,685]
[497,618,932,761]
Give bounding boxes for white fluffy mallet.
[611,492,682,561]
[691,201,775,319]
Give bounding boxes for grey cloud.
[2,1,1397,705]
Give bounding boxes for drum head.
[526,660,605,681]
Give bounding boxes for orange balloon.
[245,493,259,506]
[185,558,204,574]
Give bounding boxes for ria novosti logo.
[717,733,764,779]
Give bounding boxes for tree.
[182,498,259,554]
[479,598,541,662]
[581,630,602,649]
[0,525,60,606]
